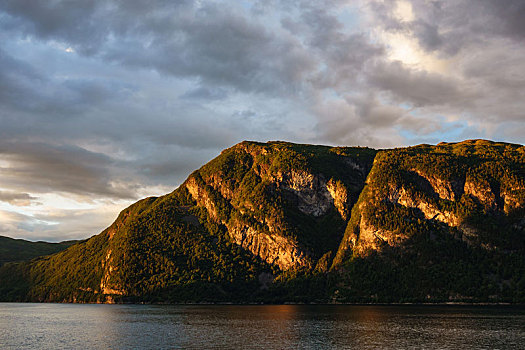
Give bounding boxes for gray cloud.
[1,1,317,95]
[181,87,229,100]
[0,206,121,242]
[395,0,525,55]
[481,0,525,40]
[367,60,468,107]
[0,141,137,199]
[0,1,193,55]
[411,20,443,52]
[312,94,407,148]
[360,0,525,137]
[0,191,38,206]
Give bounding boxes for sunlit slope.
[0,141,375,302]
[0,193,281,302]
[333,140,525,302]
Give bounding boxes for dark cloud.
[0,0,105,54]
[412,20,443,52]
[0,48,45,111]
[0,139,224,202]
[0,1,195,55]
[0,191,38,206]
[0,141,137,199]
[1,1,318,95]
[392,0,525,55]
[482,0,525,40]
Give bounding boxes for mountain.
[332,140,525,302]
[0,236,78,266]
[0,140,524,303]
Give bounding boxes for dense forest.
[0,139,523,303]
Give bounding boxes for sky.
[0,0,524,242]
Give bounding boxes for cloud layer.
[0,0,524,240]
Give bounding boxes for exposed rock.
[411,169,464,201]
[388,185,460,227]
[416,201,460,227]
[100,249,125,295]
[228,220,312,270]
[186,173,313,270]
[501,188,524,213]
[327,179,349,220]
[183,145,369,270]
[344,158,366,174]
[278,170,333,217]
[464,178,499,210]
[185,176,220,221]
[354,217,408,255]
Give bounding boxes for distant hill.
[0,236,79,266]
[0,140,523,303]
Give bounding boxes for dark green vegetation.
[0,140,524,303]
[0,236,78,266]
[333,140,525,302]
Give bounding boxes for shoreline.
[1,301,523,307]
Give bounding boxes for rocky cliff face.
[184,141,374,270]
[334,140,525,265]
[185,173,312,270]
[387,184,460,226]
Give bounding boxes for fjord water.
[1,304,523,349]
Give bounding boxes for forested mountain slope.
[0,236,78,266]
[332,140,525,302]
[1,140,523,303]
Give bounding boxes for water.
[1,304,523,349]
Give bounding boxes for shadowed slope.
[0,236,78,266]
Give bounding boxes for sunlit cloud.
[394,0,415,22]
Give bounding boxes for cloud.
[312,94,407,147]
[0,141,137,199]
[364,0,525,133]
[0,209,55,238]
[0,191,38,206]
[181,87,229,100]
[382,0,525,55]
[1,1,318,95]
[367,60,467,107]
[0,203,128,241]
[472,0,525,40]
